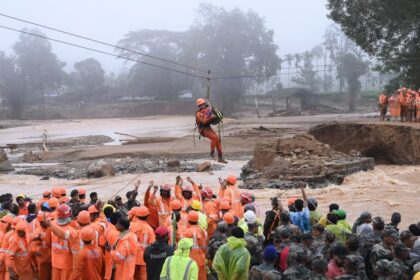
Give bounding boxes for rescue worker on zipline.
[195,98,227,163]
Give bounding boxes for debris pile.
[241,134,374,189]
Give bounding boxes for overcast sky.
[0,0,333,73]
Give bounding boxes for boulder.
[0,149,13,172]
[167,160,181,168]
[196,161,211,172]
[87,160,115,177]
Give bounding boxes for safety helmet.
[170,200,182,211]
[188,211,199,223]
[57,204,72,219]
[77,210,91,225]
[223,213,235,225]
[220,201,231,210]
[16,194,26,200]
[226,175,237,185]
[182,185,193,192]
[128,207,140,219]
[60,187,66,196]
[287,197,298,206]
[52,187,61,198]
[88,205,99,214]
[201,186,213,199]
[15,221,27,232]
[78,188,86,195]
[48,197,59,209]
[196,98,206,106]
[135,206,150,217]
[160,184,171,192]
[240,192,252,205]
[244,210,257,224]
[80,226,95,242]
[191,200,201,211]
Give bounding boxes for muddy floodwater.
[0,116,419,228]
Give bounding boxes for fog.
[0,0,331,73]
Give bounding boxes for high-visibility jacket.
[30,226,51,265]
[223,186,243,218]
[144,189,161,228]
[378,94,387,105]
[130,220,155,265]
[160,238,198,280]
[91,219,107,247]
[175,184,201,212]
[0,230,13,268]
[197,212,208,231]
[104,224,120,280]
[0,231,6,274]
[399,94,407,106]
[5,234,35,278]
[110,230,138,280]
[183,225,207,267]
[71,244,104,280]
[75,225,100,258]
[154,196,173,227]
[50,221,78,270]
[203,199,220,237]
[164,212,189,229]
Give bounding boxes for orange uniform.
[110,230,138,280]
[30,225,52,280]
[104,224,120,280]
[131,220,155,280]
[183,225,208,280]
[50,221,78,280]
[175,184,201,212]
[143,189,160,229]
[71,244,104,280]
[196,106,223,157]
[223,185,243,218]
[0,231,5,279]
[0,230,14,280]
[203,199,220,237]
[6,233,35,280]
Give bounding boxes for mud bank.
[310,122,420,165]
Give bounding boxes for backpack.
[209,103,223,125]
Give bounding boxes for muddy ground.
[0,113,419,227]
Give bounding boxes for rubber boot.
[210,150,215,159]
[218,155,228,164]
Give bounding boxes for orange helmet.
[196,98,206,106]
[223,213,234,225]
[128,207,140,219]
[60,187,66,196]
[287,197,298,206]
[48,197,59,209]
[170,200,182,211]
[78,188,86,195]
[15,221,27,232]
[227,175,237,185]
[57,204,72,219]
[188,211,199,223]
[52,187,61,198]
[220,201,231,210]
[135,206,150,217]
[77,210,91,225]
[88,205,99,214]
[80,226,95,242]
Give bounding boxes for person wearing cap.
[175,176,201,213]
[191,200,207,231]
[333,209,352,232]
[182,210,208,280]
[213,227,251,280]
[46,204,78,280]
[5,220,36,280]
[325,212,351,244]
[307,198,322,228]
[160,237,198,280]
[30,211,52,280]
[244,213,264,267]
[221,175,243,218]
[195,97,227,163]
[59,187,69,204]
[109,217,138,280]
[326,244,348,279]
[239,207,264,237]
[78,188,87,204]
[71,226,104,280]
[52,187,61,199]
[129,206,155,280]
[288,184,310,233]
[318,203,340,227]
[222,213,236,236]
[219,200,232,216]
[16,194,28,216]
[249,245,282,280]
[103,212,122,280]
[370,228,399,268]
[88,204,109,250]
[201,186,219,237]
[143,180,159,229]
[0,215,14,279]
[144,226,175,280]
[47,197,60,219]
[145,180,170,228]
[37,190,51,209]
[165,199,188,244]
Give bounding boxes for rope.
[107,174,142,201]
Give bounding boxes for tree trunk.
[349,90,356,112]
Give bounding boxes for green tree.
[292,51,321,92]
[13,28,66,107]
[341,53,369,112]
[0,52,27,118]
[72,58,105,100]
[327,0,420,88]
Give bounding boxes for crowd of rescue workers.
[1,175,420,280]
[378,87,420,122]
